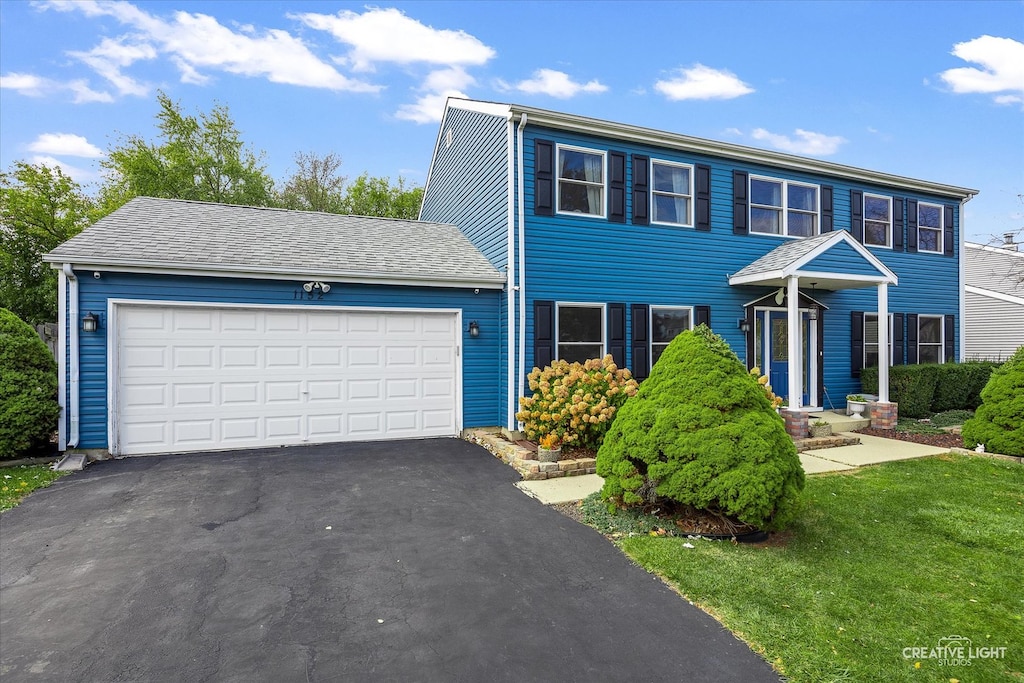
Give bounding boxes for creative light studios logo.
[903,635,1008,667]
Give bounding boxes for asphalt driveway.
[1,439,778,682]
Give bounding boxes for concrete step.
[807,410,870,433]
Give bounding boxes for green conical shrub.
[0,308,60,457]
[596,325,804,530]
[962,346,1024,456]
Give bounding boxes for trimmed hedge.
[962,346,1024,456]
[861,361,1000,418]
[0,308,60,458]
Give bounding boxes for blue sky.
[1,1,1021,242]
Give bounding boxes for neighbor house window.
[556,303,604,363]
[864,313,893,367]
[651,307,693,366]
[864,194,892,248]
[651,161,693,226]
[918,315,944,363]
[917,202,943,253]
[557,145,605,217]
[750,177,819,237]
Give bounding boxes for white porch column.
[786,275,801,410]
[877,282,890,403]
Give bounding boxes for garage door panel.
[116,306,459,455]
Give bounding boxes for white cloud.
[68,37,156,97]
[67,79,114,103]
[28,133,103,158]
[654,64,754,101]
[939,35,1024,104]
[28,155,97,182]
[292,7,495,72]
[0,71,113,103]
[509,69,607,99]
[395,67,474,124]
[750,128,846,156]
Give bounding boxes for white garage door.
[113,304,460,455]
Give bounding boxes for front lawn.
[0,464,67,512]
[592,454,1023,682]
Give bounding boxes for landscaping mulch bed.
[856,426,963,449]
[552,499,762,539]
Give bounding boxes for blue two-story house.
[420,98,977,434]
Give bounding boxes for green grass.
[896,410,974,435]
[591,454,1023,682]
[0,464,68,512]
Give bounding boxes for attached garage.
[45,198,505,457]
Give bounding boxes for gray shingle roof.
[45,197,505,287]
[730,231,839,279]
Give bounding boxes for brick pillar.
[781,409,809,439]
[869,402,898,430]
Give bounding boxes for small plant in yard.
[1,465,67,512]
[516,354,638,450]
[846,394,867,402]
[538,433,561,450]
[1,308,60,458]
[963,345,1024,456]
[597,325,804,531]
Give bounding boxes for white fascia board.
[965,285,1024,306]
[787,231,898,283]
[511,105,978,200]
[728,269,787,286]
[965,242,1024,259]
[446,98,513,117]
[45,259,506,289]
[793,270,895,285]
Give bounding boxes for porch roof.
[728,231,898,290]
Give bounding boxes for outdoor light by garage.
[82,312,98,332]
[468,321,480,338]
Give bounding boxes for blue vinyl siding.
[420,107,510,268]
[68,272,502,449]
[804,241,887,277]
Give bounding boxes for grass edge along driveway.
[604,454,1023,682]
[0,465,67,512]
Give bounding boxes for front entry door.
[762,310,812,407]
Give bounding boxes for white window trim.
[917,314,945,364]
[555,302,606,361]
[864,312,894,367]
[863,194,893,249]
[749,175,820,238]
[650,159,694,228]
[555,144,607,219]
[650,305,694,364]
[917,201,944,254]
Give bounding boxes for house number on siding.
[293,289,325,300]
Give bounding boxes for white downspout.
[958,195,973,362]
[505,113,517,430]
[786,276,801,410]
[516,113,528,428]
[57,268,67,451]
[63,263,80,448]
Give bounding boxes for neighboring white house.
[964,234,1024,360]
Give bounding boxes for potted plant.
[809,419,832,438]
[537,433,562,462]
[846,394,868,417]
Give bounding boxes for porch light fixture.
[808,304,819,321]
[302,281,331,293]
[82,312,98,333]
[468,321,480,338]
[738,318,751,334]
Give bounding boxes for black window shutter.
[907,314,919,364]
[534,140,554,216]
[696,164,711,231]
[907,200,918,252]
[533,300,555,369]
[850,190,864,243]
[944,315,955,362]
[892,313,905,365]
[893,198,904,250]
[608,303,626,367]
[631,155,649,225]
[851,311,864,378]
[630,304,650,381]
[944,205,955,256]
[609,152,626,223]
[695,305,711,329]
[821,185,834,233]
[732,170,748,235]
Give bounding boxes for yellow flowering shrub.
[749,366,784,409]
[516,354,639,450]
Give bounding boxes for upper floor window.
[918,202,943,254]
[918,315,944,363]
[651,306,693,366]
[557,146,605,217]
[750,177,819,237]
[864,194,892,248]
[651,161,693,227]
[556,303,604,363]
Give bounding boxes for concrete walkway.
[517,432,953,504]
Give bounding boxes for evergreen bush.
[0,308,60,457]
[962,346,1024,456]
[596,325,804,531]
[862,361,1000,416]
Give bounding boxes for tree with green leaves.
[276,151,346,213]
[339,173,423,219]
[0,162,94,324]
[98,91,275,216]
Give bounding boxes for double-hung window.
[917,315,944,363]
[864,194,892,248]
[864,313,893,368]
[750,177,819,237]
[557,146,605,217]
[917,202,943,253]
[556,303,604,363]
[651,161,693,226]
[651,307,692,366]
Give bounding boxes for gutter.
[62,264,79,448]
[516,113,528,429]
[958,194,975,362]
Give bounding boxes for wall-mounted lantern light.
[468,321,480,338]
[738,318,751,334]
[82,312,98,333]
[808,304,819,321]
